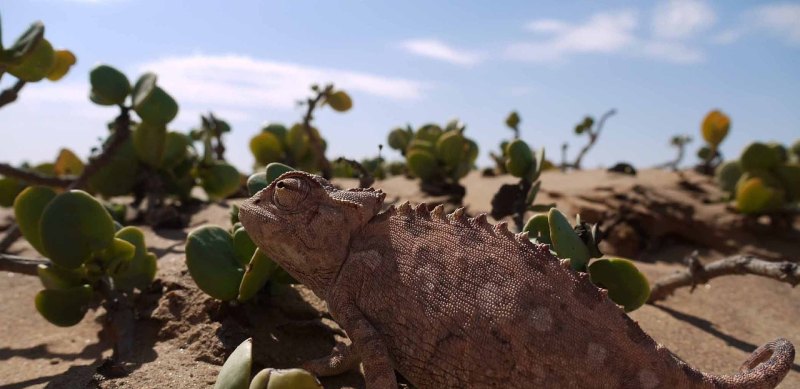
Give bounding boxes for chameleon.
[238,171,795,389]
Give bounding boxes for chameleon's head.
[238,171,385,295]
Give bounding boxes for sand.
[0,169,797,388]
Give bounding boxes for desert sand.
[0,169,797,388]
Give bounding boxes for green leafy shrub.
[715,140,800,215]
[14,187,156,326]
[490,138,552,230]
[523,208,649,312]
[386,119,478,199]
[249,84,352,178]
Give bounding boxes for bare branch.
[0,253,48,275]
[648,252,800,303]
[569,109,616,170]
[1,107,132,253]
[302,87,332,179]
[0,79,27,109]
[0,163,75,187]
[335,157,374,188]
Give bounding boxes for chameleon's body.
[239,171,794,389]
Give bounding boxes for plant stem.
[96,279,137,377]
[0,163,75,186]
[0,107,132,253]
[570,109,616,170]
[302,90,332,179]
[0,253,48,275]
[335,157,374,188]
[0,79,27,109]
[648,252,799,303]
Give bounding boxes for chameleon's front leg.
[301,341,360,376]
[329,298,397,389]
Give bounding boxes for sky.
[1,0,799,173]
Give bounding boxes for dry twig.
[648,251,800,303]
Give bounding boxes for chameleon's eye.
[272,177,309,210]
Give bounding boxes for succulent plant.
[697,110,730,174]
[386,120,478,198]
[714,140,800,215]
[1,17,76,83]
[490,138,551,230]
[13,187,156,326]
[214,338,322,389]
[523,208,650,312]
[185,163,298,302]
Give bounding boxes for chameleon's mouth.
[238,191,280,233]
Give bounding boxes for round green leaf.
[407,150,437,181]
[250,132,284,166]
[505,139,534,178]
[233,228,257,268]
[548,208,590,271]
[387,128,412,151]
[46,49,77,81]
[134,86,178,125]
[740,142,781,171]
[522,213,550,245]
[40,190,116,269]
[132,72,157,108]
[13,186,57,256]
[200,162,241,200]
[266,369,322,389]
[186,226,244,301]
[111,227,157,291]
[265,163,295,186]
[4,21,44,64]
[89,64,131,106]
[0,177,26,208]
[7,38,55,82]
[505,111,520,129]
[87,139,140,197]
[133,121,168,168]
[588,258,650,312]
[435,131,465,168]
[247,172,268,196]
[214,338,252,389]
[161,131,191,169]
[35,284,93,327]
[325,90,352,112]
[37,263,85,290]
[238,248,279,302]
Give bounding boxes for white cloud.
[525,19,570,34]
[137,54,426,112]
[400,39,484,66]
[652,0,716,40]
[710,29,744,45]
[507,10,639,62]
[642,41,705,63]
[751,3,800,45]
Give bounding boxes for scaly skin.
[239,171,794,389]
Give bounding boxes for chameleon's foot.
[302,342,361,377]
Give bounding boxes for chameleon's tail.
[706,338,794,389]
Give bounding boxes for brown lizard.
[238,171,795,389]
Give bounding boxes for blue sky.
[1,0,799,172]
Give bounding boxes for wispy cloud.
[642,41,705,63]
[137,54,427,113]
[506,10,639,62]
[652,0,716,40]
[751,3,800,45]
[400,39,484,66]
[509,4,714,65]
[708,3,800,46]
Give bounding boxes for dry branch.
[0,79,27,109]
[0,254,48,275]
[648,252,800,303]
